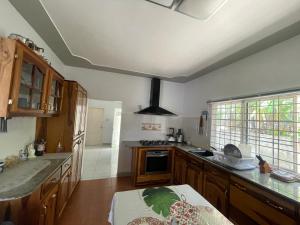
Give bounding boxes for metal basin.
[190,149,214,157]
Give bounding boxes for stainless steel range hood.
[135,78,177,116]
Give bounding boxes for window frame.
[209,92,300,173]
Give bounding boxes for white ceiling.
[39,0,300,79]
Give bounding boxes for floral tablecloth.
[108,184,233,225]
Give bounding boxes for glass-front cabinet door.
[46,69,64,115]
[9,42,49,116]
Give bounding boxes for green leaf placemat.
[142,187,180,218]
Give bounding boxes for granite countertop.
[0,153,72,201]
[124,141,300,205]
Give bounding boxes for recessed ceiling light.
[176,0,227,20]
[146,0,175,8]
[145,0,228,20]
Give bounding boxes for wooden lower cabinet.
[173,151,187,185]
[185,160,203,194]
[56,168,72,219]
[229,176,297,225]
[70,136,84,195]
[203,163,229,216]
[39,185,59,225]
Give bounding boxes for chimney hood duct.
[135,78,177,116]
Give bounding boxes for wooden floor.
[58,177,135,225]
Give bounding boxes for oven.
[145,150,169,173]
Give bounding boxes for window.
[210,92,300,173]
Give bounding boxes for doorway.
[82,99,122,180]
[86,108,104,146]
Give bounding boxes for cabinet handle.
[265,200,284,211]
[43,204,47,215]
[224,189,228,197]
[64,163,70,167]
[14,54,19,59]
[234,183,247,191]
[52,194,57,199]
[50,178,57,183]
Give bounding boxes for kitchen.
[1,0,300,225]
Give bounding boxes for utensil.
[202,111,209,136]
[0,117,8,133]
[199,115,203,135]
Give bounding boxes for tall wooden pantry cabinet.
[36,80,87,197]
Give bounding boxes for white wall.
[0,0,65,159]
[88,99,122,144]
[183,34,300,147]
[65,66,185,174]
[65,66,185,140]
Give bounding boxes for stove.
[139,140,169,146]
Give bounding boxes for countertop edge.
[0,153,72,202]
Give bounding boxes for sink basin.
[190,150,214,157]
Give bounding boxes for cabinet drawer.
[204,163,229,184]
[230,176,297,225]
[41,168,61,199]
[61,157,72,175]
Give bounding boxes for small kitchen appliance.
[176,129,184,143]
[167,128,176,142]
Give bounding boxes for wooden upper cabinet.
[80,89,87,134]
[0,38,65,117]
[73,85,87,139]
[9,41,49,116]
[45,69,64,115]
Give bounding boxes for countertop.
[0,153,72,201]
[124,141,300,205]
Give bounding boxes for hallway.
[82,145,118,180]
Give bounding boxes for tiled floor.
[58,177,135,225]
[82,145,118,180]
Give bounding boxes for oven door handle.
[146,153,168,157]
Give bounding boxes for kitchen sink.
[190,149,214,157]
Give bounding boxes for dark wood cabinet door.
[73,88,82,139]
[203,164,229,216]
[70,141,80,195]
[186,161,203,194]
[10,42,49,116]
[76,136,84,183]
[229,177,297,225]
[173,153,187,185]
[39,185,58,225]
[79,90,87,135]
[56,169,71,219]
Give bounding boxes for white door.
[86,108,104,146]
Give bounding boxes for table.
[109,184,233,225]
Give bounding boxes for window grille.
[210,93,300,173]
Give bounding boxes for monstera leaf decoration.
[142,187,180,218]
